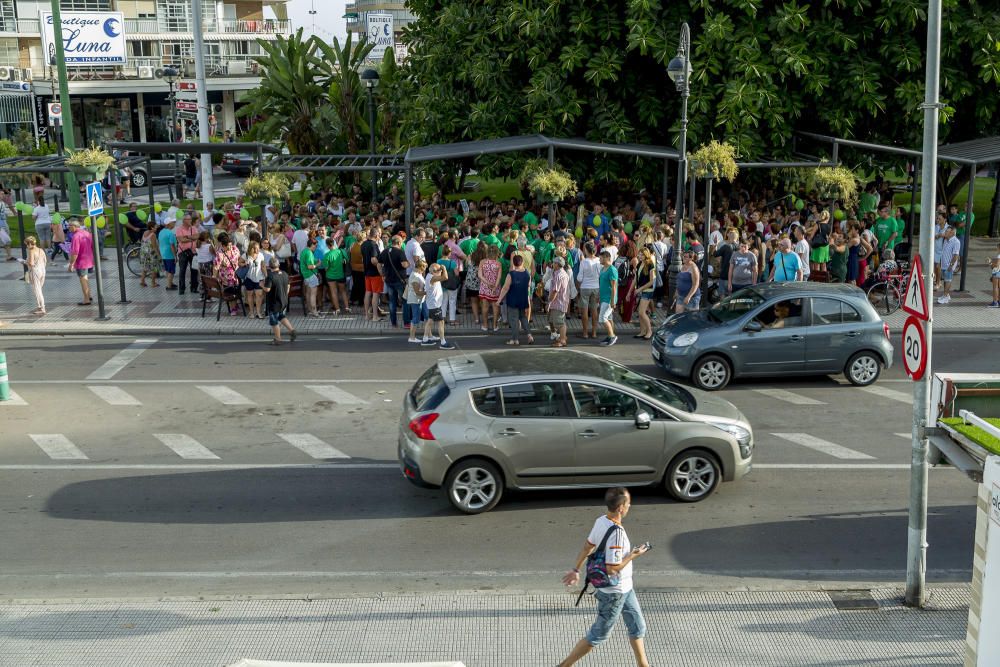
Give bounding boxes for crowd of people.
[3,174,997,332]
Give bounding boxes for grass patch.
[940,417,1000,456]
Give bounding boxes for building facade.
[345,0,413,59]
[0,0,290,147]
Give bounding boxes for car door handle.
[845,331,861,337]
[498,429,521,436]
[789,335,804,342]
[577,430,599,438]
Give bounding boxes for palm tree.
[314,34,375,158]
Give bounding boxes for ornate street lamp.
[158,66,183,200]
[666,23,692,299]
[360,68,380,203]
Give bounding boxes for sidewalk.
[0,587,970,666]
[0,237,996,336]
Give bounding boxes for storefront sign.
[40,11,127,66]
[366,12,394,61]
[0,82,31,92]
[176,101,198,112]
[33,95,48,140]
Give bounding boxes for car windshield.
[601,361,696,412]
[709,287,765,322]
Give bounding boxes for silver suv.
[398,349,754,514]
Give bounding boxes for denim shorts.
[940,268,954,282]
[408,303,424,325]
[586,589,647,646]
[267,310,287,327]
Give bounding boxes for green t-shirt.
[322,247,346,280]
[859,192,879,215]
[949,212,974,236]
[480,233,501,248]
[599,264,619,305]
[894,217,906,244]
[522,211,538,228]
[459,237,480,257]
[299,248,317,279]
[873,217,897,248]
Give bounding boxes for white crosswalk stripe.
[86,339,157,380]
[87,385,142,406]
[196,385,254,405]
[771,433,876,460]
[29,434,88,460]
[859,386,912,404]
[895,432,911,439]
[277,433,349,459]
[1,390,27,406]
[752,389,825,405]
[153,434,220,460]
[306,385,370,405]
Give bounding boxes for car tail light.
[408,413,439,440]
[883,323,891,340]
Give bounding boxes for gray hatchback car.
[398,349,753,514]
[652,282,894,391]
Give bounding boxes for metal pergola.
[798,131,1000,291]
[262,154,407,173]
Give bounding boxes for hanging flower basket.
[65,144,115,182]
[690,140,739,181]
[527,166,577,204]
[242,173,290,204]
[812,167,859,207]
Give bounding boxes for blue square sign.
[86,182,104,217]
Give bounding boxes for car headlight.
[672,332,699,347]
[709,422,752,452]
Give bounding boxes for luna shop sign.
[40,11,127,66]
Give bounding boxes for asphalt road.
[0,333,995,599]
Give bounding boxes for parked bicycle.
[866,266,909,316]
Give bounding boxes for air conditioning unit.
[138,66,155,79]
[227,61,247,75]
[0,67,12,81]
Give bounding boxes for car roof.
[750,282,866,298]
[438,349,618,387]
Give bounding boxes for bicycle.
[124,241,142,277]
[866,268,908,316]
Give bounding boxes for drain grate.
[827,590,879,611]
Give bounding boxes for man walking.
[559,487,651,667]
[937,226,961,305]
[66,219,95,305]
[548,255,570,347]
[597,250,618,346]
[262,257,297,345]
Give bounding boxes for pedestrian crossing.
[18,432,358,462]
[87,385,142,406]
[196,385,255,406]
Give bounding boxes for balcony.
[25,54,264,82]
[0,17,290,37]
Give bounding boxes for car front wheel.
[845,351,882,386]
[665,449,721,502]
[691,354,731,391]
[131,170,147,188]
[445,459,503,514]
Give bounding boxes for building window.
[155,0,216,32]
[129,41,155,58]
[59,0,114,10]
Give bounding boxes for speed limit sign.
[902,315,927,381]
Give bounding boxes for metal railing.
[25,54,264,81]
[2,17,289,36]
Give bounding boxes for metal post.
[52,193,59,213]
[366,86,377,202]
[670,24,691,300]
[89,203,108,321]
[907,161,919,247]
[702,176,712,305]
[16,209,25,260]
[905,0,942,609]
[989,166,1000,238]
[48,0,82,217]
[661,159,669,216]
[959,163,975,292]
[192,0,214,208]
[54,117,67,201]
[404,164,413,237]
[109,168,127,304]
[169,82,182,201]
[688,166,697,250]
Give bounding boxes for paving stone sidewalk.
[0,237,996,336]
[0,587,971,666]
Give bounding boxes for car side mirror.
[635,411,652,430]
[744,320,762,333]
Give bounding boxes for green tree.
[401,0,1000,198]
[314,33,376,157]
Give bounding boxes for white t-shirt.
[196,243,214,264]
[33,205,51,226]
[424,274,443,309]
[709,229,723,249]
[939,236,961,269]
[604,245,619,264]
[794,239,811,277]
[406,273,425,304]
[578,257,601,289]
[405,239,425,275]
[587,515,632,594]
[166,206,180,224]
[291,229,310,256]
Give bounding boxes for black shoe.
[178,290,185,296]
[165,285,177,291]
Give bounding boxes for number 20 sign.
[902,315,927,381]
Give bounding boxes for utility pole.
[192,0,214,208]
[905,0,942,608]
[667,23,691,299]
[48,0,81,216]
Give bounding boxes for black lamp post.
[159,66,182,200]
[666,23,692,300]
[360,68,380,203]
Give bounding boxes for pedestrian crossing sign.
[86,182,104,217]
[902,255,928,321]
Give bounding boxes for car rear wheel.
[845,351,881,386]
[691,355,731,391]
[665,449,720,502]
[131,170,147,188]
[445,459,503,514]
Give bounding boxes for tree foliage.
[400,0,1000,195]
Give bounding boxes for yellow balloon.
[96,216,106,229]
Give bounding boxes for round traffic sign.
[902,315,927,381]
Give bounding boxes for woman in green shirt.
[299,237,320,316]
[321,238,349,314]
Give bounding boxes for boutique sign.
[40,11,127,66]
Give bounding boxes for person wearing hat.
[158,218,178,290]
[66,218,95,305]
[547,255,570,347]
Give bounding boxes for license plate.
[651,348,661,361]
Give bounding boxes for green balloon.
[15,202,27,213]
[118,213,127,225]
[240,207,251,220]
[833,209,845,221]
[795,198,805,211]
[51,213,62,224]
[624,222,634,235]
[136,209,148,221]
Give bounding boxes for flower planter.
[69,164,110,183]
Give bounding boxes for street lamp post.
[159,66,182,201]
[360,68,380,203]
[667,23,692,300]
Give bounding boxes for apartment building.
[0,0,290,147]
